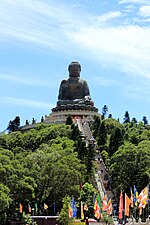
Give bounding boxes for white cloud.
[0,0,76,50]
[96,11,122,22]
[119,0,150,4]
[0,96,52,108]
[67,25,150,79]
[139,5,150,16]
[123,4,137,12]
[0,0,150,83]
[0,72,53,87]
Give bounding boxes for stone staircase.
[76,119,114,201]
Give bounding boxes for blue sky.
[0,0,150,132]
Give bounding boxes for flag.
[71,198,77,218]
[134,185,138,206]
[125,193,131,217]
[139,207,142,216]
[94,195,101,219]
[138,185,149,209]
[118,191,123,220]
[81,201,84,220]
[107,198,113,215]
[28,203,31,213]
[130,187,133,208]
[84,203,88,211]
[35,203,38,213]
[19,203,23,213]
[44,203,48,210]
[68,203,73,218]
[53,202,56,214]
[102,193,107,211]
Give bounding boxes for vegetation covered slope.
[0,115,150,223]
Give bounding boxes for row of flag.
[19,202,47,213]
[69,194,113,220]
[119,184,149,218]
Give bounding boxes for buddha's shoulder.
[60,79,68,85]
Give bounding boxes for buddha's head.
[68,61,81,77]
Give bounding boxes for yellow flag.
[81,201,84,220]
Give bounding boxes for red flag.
[138,186,149,209]
[107,198,113,215]
[68,204,73,218]
[119,191,123,219]
[125,193,131,217]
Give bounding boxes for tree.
[131,117,137,124]
[142,116,148,125]
[58,195,73,225]
[109,127,124,157]
[7,116,20,133]
[0,183,11,224]
[109,140,150,197]
[91,115,101,139]
[66,115,73,125]
[123,111,130,123]
[97,120,107,147]
[102,105,108,119]
[80,182,97,218]
[108,114,112,119]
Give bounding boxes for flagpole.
[32,208,35,225]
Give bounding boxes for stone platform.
[44,108,100,125]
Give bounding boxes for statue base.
[52,104,98,113]
[44,108,99,125]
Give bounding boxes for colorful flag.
[94,195,101,219]
[68,203,73,218]
[28,203,31,213]
[130,187,133,208]
[71,198,77,218]
[102,193,107,211]
[19,203,23,213]
[138,185,149,209]
[118,191,123,220]
[35,203,38,213]
[107,198,113,215]
[81,201,84,220]
[44,203,48,210]
[134,185,138,206]
[125,193,131,217]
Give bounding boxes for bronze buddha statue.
[52,61,98,112]
[57,61,94,106]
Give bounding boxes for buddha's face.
[69,64,80,77]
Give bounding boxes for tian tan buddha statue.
[53,61,98,112]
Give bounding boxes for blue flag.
[71,198,77,218]
[53,202,56,214]
[134,185,138,206]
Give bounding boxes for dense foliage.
[91,115,150,198]
[0,123,90,224]
[1,112,150,224]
